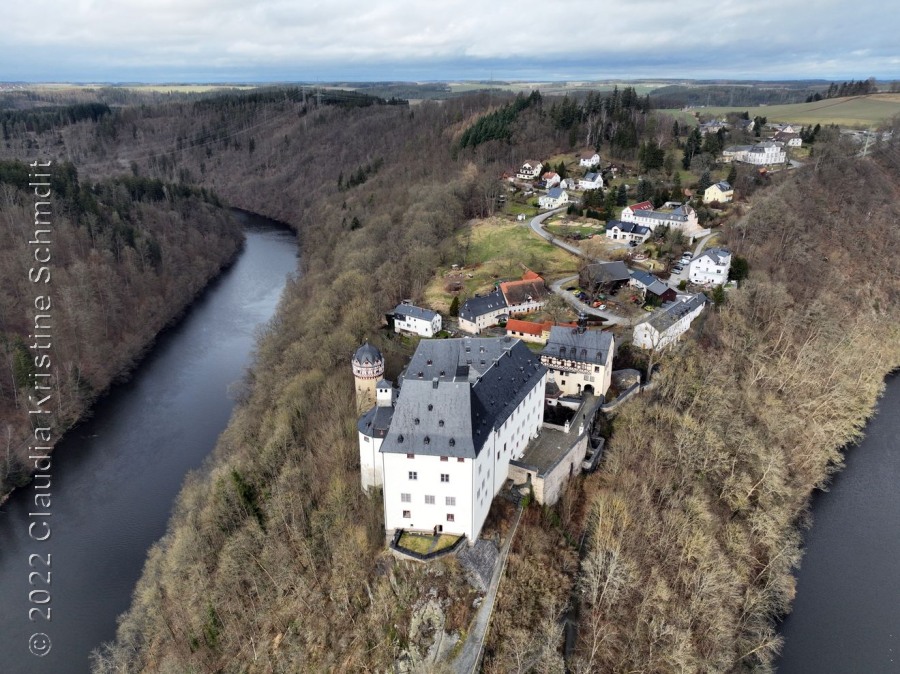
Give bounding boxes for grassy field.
[660,94,900,128]
[447,81,663,96]
[424,217,579,313]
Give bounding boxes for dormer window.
[438,420,444,427]
[427,404,433,411]
[414,418,420,425]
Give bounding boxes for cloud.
[1,0,897,81]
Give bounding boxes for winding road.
[529,208,631,326]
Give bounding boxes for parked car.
[673,265,683,273]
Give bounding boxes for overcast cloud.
[2,0,897,81]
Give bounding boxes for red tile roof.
[628,200,654,211]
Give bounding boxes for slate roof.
[646,280,674,297]
[500,277,548,306]
[582,172,600,182]
[584,260,631,285]
[695,247,731,265]
[354,342,382,365]
[358,404,396,438]
[541,326,613,366]
[644,294,707,333]
[459,289,507,322]
[393,303,438,322]
[380,338,546,459]
[545,187,566,199]
[606,220,650,236]
[710,181,732,191]
[630,270,658,287]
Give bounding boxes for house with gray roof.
[539,187,569,209]
[605,220,651,243]
[458,289,509,335]
[393,302,442,337]
[373,338,548,541]
[578,172,603,190]
[633,294,707,351]
[540,326,614,397]
[689,247,732,286]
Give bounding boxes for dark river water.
[777,373,900,673]
[0,211,297,674]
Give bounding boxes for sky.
[1,0,898,83]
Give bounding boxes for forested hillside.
[3,85,899,672]
[0,163,242,498]
[561,141,900,672]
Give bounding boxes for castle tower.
[352,341,384,414]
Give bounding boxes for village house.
[393,302,442,338]
[620,200,654,221]
[542,171,561,188]
[630,271,676,304]
[725,142,786,165]
[538,187,569,209]
[458,290,508,334]
[735,118,755,133]
[689,247,732,286]
[580,260,631,295]
[540,325,614,398]
[578,172,603,190]
[605,219,651,244]
[633,293,707,351]
[499,271,549,315]
[703,181,734,204]
[774,131,802,147]
[700,120,728,135]
[620,201,708,242]
[516,160,543,181]
[357,338,548,541]
[579,153,601,168]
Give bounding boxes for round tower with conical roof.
[352,341,384,414]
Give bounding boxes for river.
[777,373,900,672]
[0,211,297,674]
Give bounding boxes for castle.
[354,331,611,543]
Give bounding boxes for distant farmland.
[661,94,900,127]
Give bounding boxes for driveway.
[550,275,631,326]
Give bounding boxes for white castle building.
[356,338,548,541]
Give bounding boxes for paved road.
[528,209,632,326]
[452,507,524,674]
[529,207,587,257]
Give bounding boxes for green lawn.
[396,532,461,555]
[424,217,579,313]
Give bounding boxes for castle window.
[401,493,411,503]
[427,404,433,411]
[425,495,435,505]
[440,456,448,462]
[457,457,464,463]
[414,418,420,425]
[407,453,415,459]
[403,510,411,518]
[438,420,444,427]
[446,497,456,506]
[449,438,456,447]
[446,513,455,522]
[424,436,431,445]
[408,471,417,481]
[441,474,450,483]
